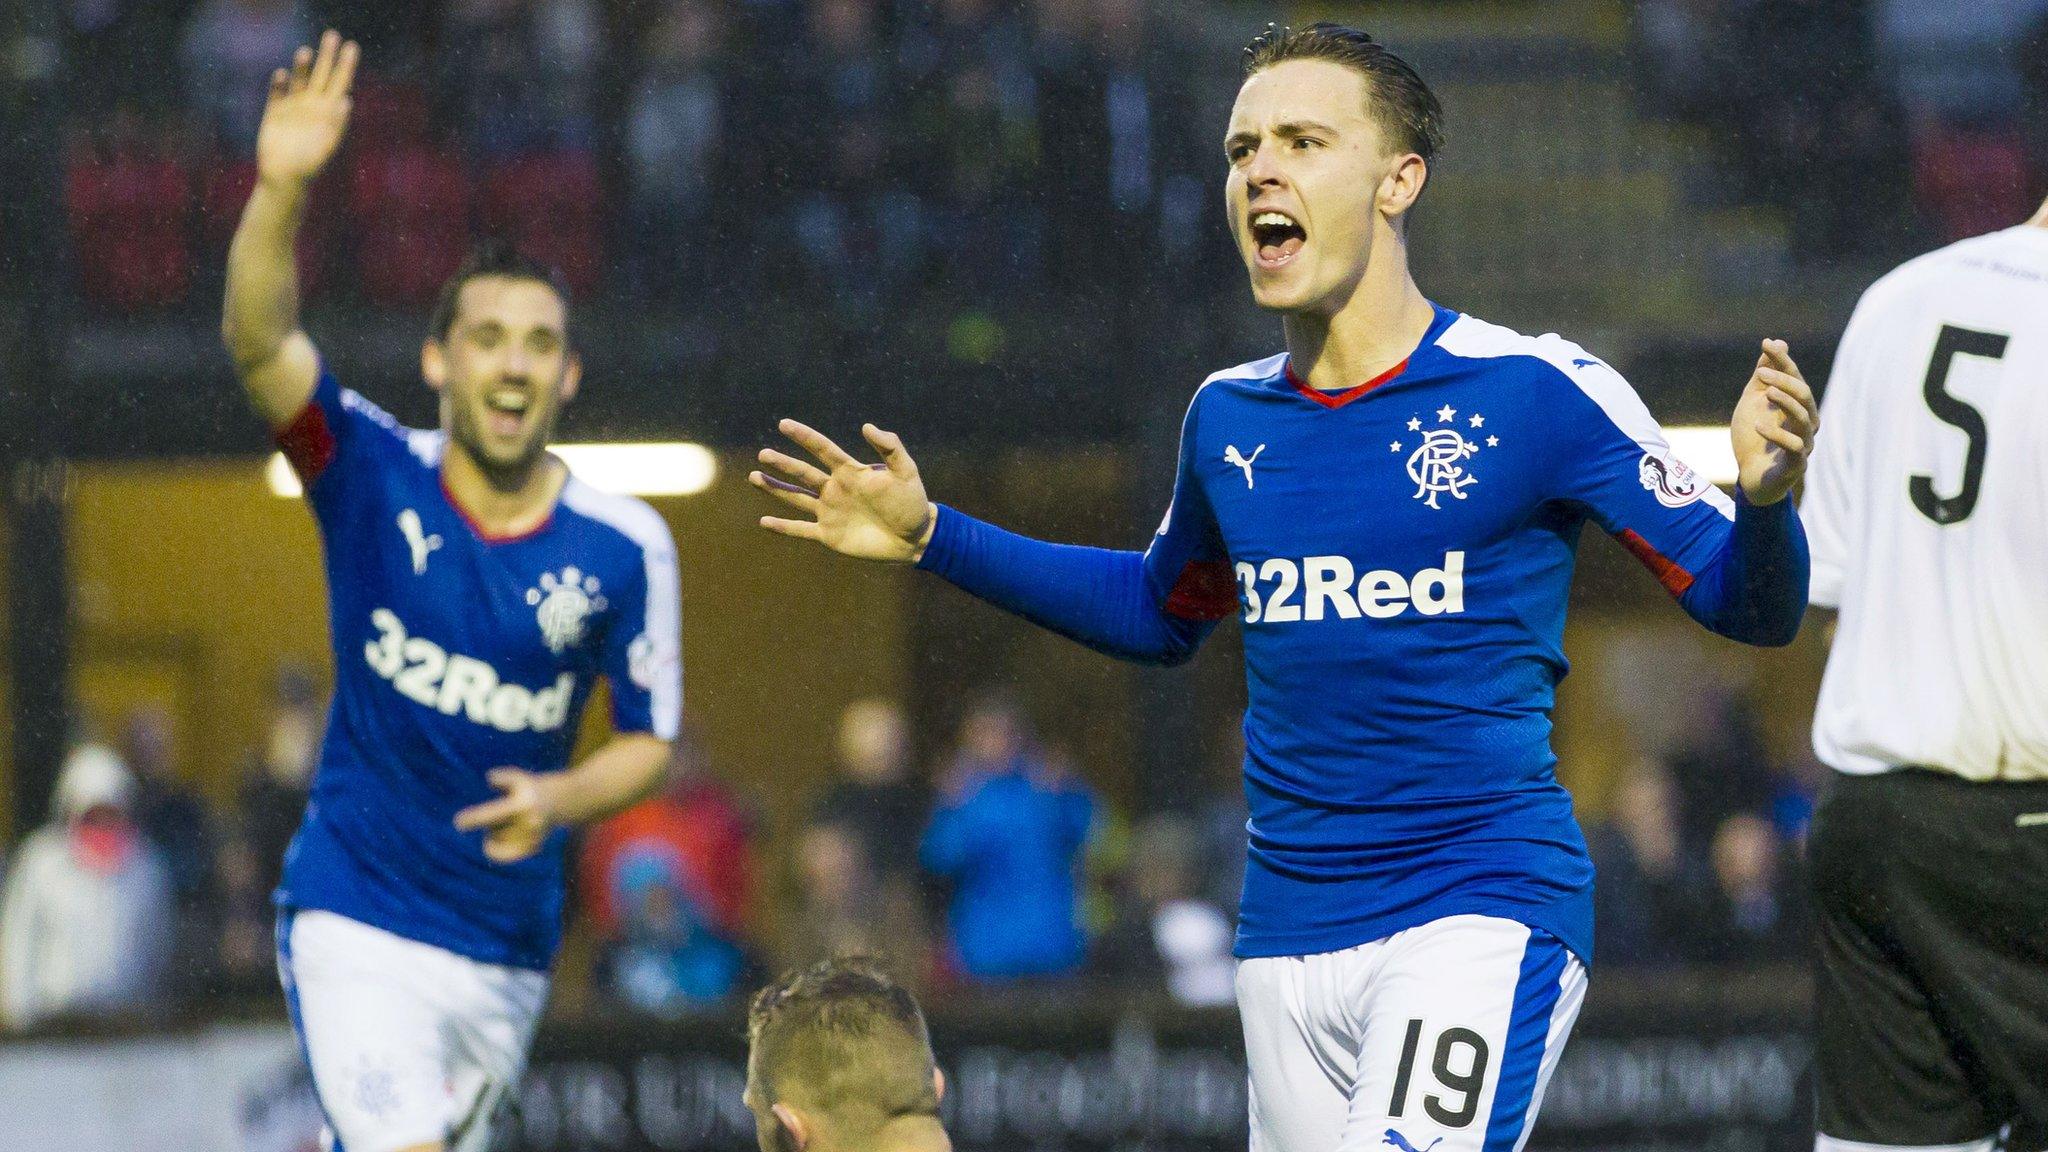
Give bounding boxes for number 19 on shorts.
[1389,1019,1491,1129]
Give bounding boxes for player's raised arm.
[1674,338,1815,645]
[221,30,358,431]
[1550,338,1812,646]
[754,415,1231,666]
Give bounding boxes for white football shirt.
[1806,223,2048,780]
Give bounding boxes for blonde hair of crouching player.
[744,957,950,1152]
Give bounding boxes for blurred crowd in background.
[1635,0,2048,257]
[46,0,2048,323]
[58,0,1222,320]
[0,653,1818,1031]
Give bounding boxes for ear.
[422,340,448,393]
[933,1066,946,1103]
[771,1103,809,1150]
[1377,152,1428,223]
[560,351,582,404]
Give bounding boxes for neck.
[816,1115,951,1152]
[2030,197,2048,229]
[1281,227,1436,393]
[441,439,565,538]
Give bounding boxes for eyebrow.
[463,319,564,340]
[1224,120,1344,150]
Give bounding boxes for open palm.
[256,30,358,186]
[752,420,936,563]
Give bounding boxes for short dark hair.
[1242,23,1445,163]
[747,956,938,1117]
[426,238,572,343]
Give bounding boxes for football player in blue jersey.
[222,32,683,1152]
[754,22,1815,1152]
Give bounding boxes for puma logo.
[397,508,443,576]
[1224,443,1267,489]
[1383,1130,1442,1152]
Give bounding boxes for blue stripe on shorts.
[1482,927,1570,1152]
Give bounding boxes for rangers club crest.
[1391,405,1498,510]
[527,566,607,653]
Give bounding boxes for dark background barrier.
[504,968,1812,1152]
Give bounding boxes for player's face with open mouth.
[429,276,579,480]
[1225,60,1396,315]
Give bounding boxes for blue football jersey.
[1144,306,1742,964]
[273,370,683,969]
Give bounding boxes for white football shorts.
[1236,913,1587,1152]
[277,909,550,1152]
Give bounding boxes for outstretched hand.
[256,30,358,187]
[751,420,937,563]
[1730,338,1817,506]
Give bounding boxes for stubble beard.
[449,396,555,494]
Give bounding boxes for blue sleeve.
[1673,490,1808,646]
[1550,361,1808,647]
[913,394,1236,666]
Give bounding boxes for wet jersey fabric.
[274,370,682,969]
[918,304,1807,963]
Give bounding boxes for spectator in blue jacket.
[920,694,1095,982]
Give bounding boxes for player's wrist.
[253,169,319,208]
[907,502,939,564]
[529,772,571,828]
[1737,476,1790,507]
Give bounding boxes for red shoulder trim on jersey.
[1617,529,1695,598]
[274,398,337,486]
[1164,559,1239,621]
[1287,357,1409,410]
[441,473,557,543]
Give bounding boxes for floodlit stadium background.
[0,0,2036,1147]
